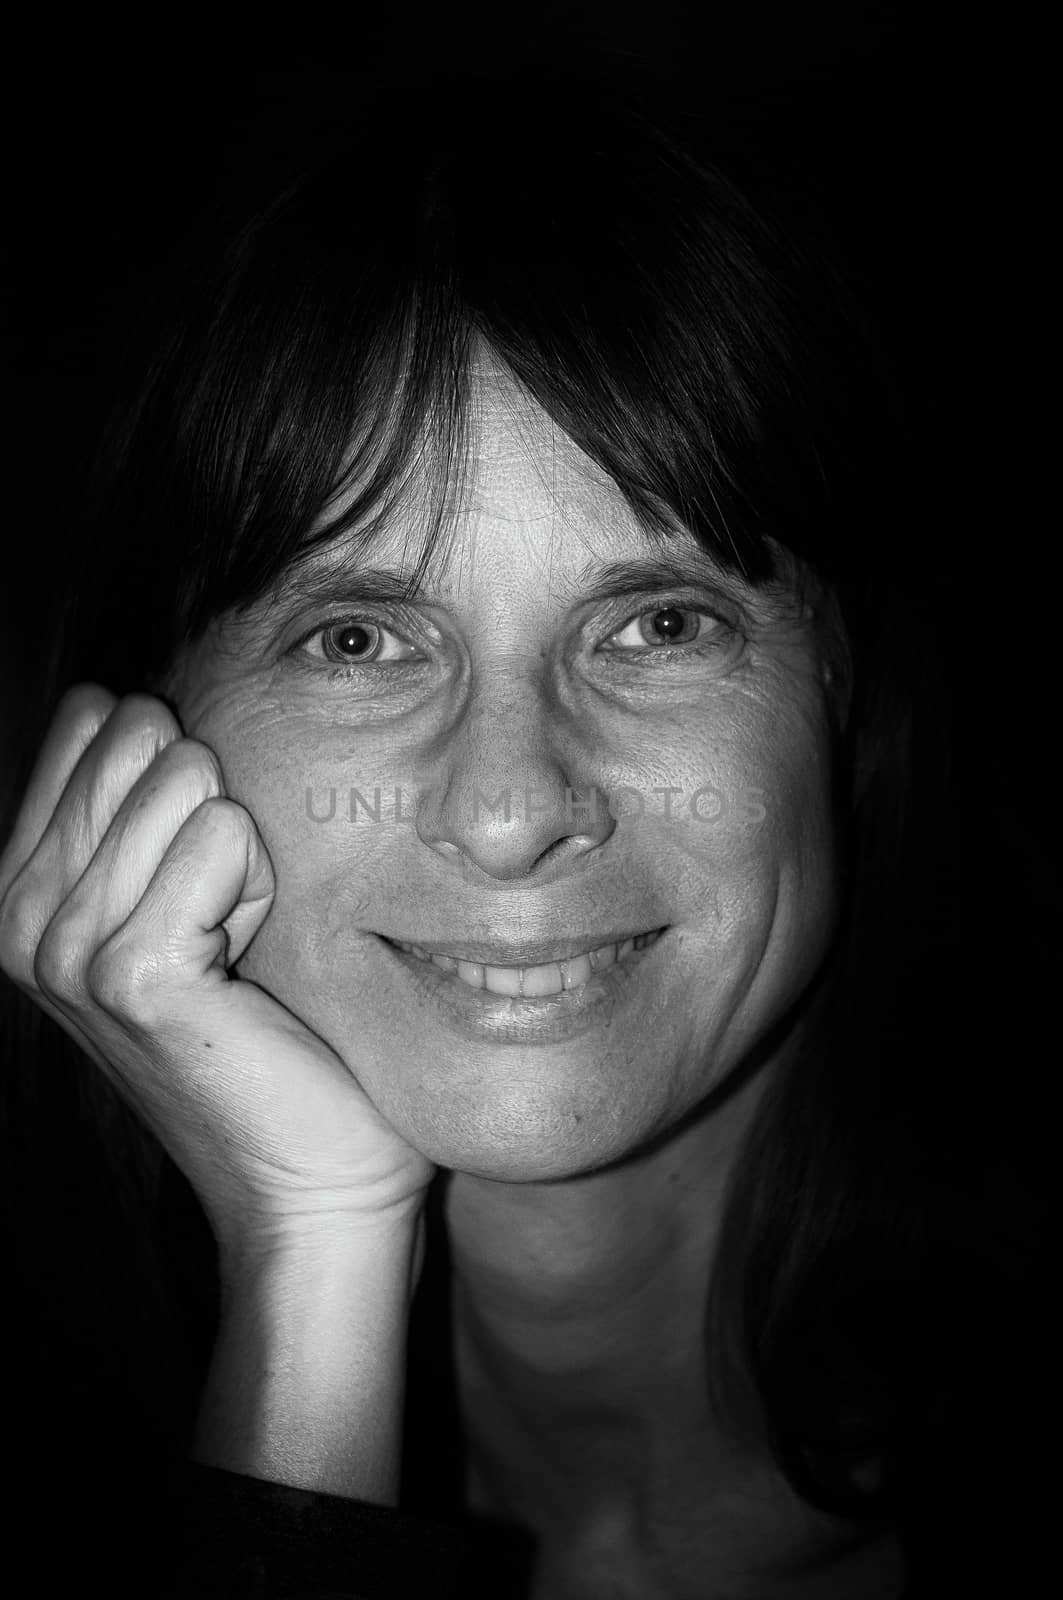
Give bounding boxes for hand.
[0,685,435,1268]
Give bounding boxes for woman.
[0,57,1012,1600]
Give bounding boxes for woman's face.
[172,366,846,1180]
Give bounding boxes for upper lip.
[379,928,666,966]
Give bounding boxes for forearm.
[189,1219,420,1507]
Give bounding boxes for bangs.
[67,73,886,699]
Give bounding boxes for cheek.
[226,778,414,980]
[628,682,839,898]
[649,690,843,1004]
[722,714,845,1042]
[199,670,842,1057]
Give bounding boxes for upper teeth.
[395,929,662,997]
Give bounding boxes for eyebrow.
[264,548,740,612]
[568,552,740,603]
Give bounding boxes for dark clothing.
[158,1174,538,1598]
[161,1461,536,1599]
[37,1174,1012,1598]
[142,1174,919,1599]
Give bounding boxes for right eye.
[290,616,423,672]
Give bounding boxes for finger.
[2,695,184,950]
[43,738,226,962]
[74,797,276,1021]
[0,683,117,897]
[42,694,186,884]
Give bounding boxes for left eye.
[604,605,726,651]
[299,619,420,667]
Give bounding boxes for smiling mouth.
[383,928,667,998]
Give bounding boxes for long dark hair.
[3,53,966,1587]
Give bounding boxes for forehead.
[316,359,664,602]
[461,362,614,512]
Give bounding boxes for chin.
[364,1070,693,1184]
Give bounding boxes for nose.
[412,671,616,885]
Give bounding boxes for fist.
[0,686,435,1263]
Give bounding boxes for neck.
[444,1058,773,1407]
[439,1037,903,1591]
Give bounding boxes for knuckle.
[33,914,90,1002]
[192,794,248,846]
[115,694,183,756]
[0,881,42,983]
[85,937,162,1023]
[80,699,187,813]
[177,796,260,886]
[56,681,118,729]
[155,737,225,797]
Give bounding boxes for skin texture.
[172,361,845,1184]
[167,360,881,1590]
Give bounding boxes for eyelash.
[291,616,423,678]
[600,597,735,660]
[288,596,737,680]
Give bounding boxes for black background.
[5,7,1046,985]
[0,7,1048,1592]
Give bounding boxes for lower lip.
[376,929,671,1046]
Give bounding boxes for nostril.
[532,836,584,871]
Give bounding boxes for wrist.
[193,1212,423,1505]
[215,1197,427,1302]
